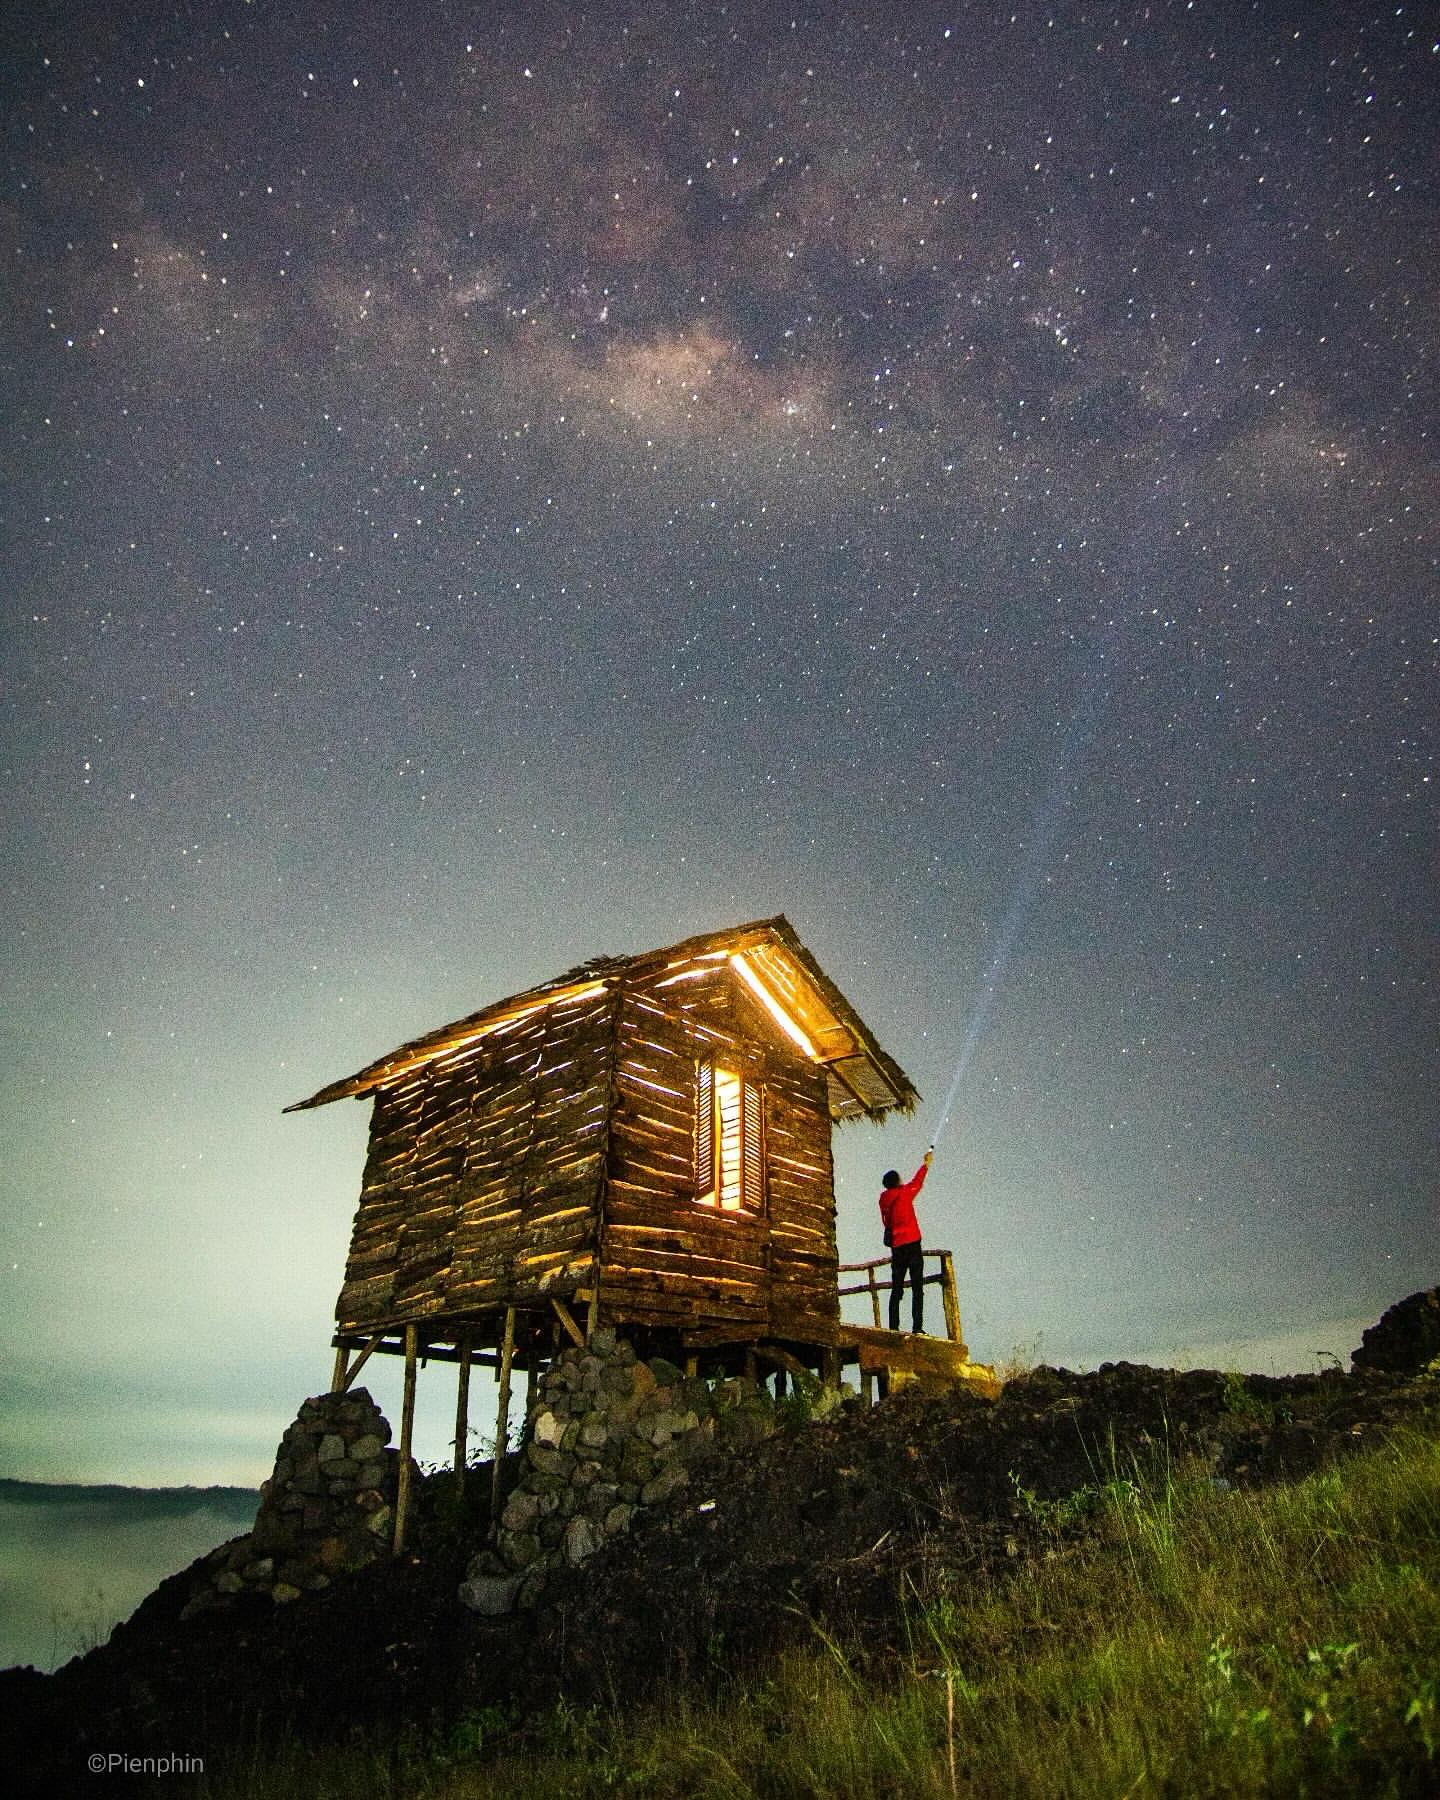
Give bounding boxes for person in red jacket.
[879,1148,933,1334]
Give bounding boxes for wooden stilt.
[743,1346,756,1382]
[939,1252,963,1345]
[774,1367,788,1400]
[334,1332,384,1393]
[684,1354,698,1379]
[822,1347,840,1388]
[490,1306,516,1517]
[525,1355,539,1420]
[392,1323,418,1556]
[453,1334,472,1491]
[861,1369,876,1407]
[330,1343,348,1393]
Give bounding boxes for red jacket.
[879,1162,928,1249]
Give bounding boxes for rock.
[604,1503,636,1537]
[649,1356,686,1387]
[532,1410,566,1449]
[561,1515,602,1566]
[271,1583,302,1605]
[578,1417,609,1450]
[516,1567,549,1611]
[214,1571,244,1595]
[364,1505,392,1537]
[317,1434,346,1463]
[641,1465,690,1506]
[502,1489,542,1533]
[498,1530,542,1570]
[241,1558,274,1582]
[458,1573,522,1616]
[590,1327,618,1356]
[350,1432,384,1460]
[526,1443,569,1476]
[1353,1290,1440,1377]
[619,1443,658,1485]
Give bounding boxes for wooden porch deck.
[836,1251,1000,1400]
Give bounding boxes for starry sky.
[3,0,1435,1483]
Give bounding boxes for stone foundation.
[459,1330,794,1616]
[182,1388,402,1618]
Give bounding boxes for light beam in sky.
[932,655,1112,1148]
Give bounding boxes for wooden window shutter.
[742,1079,764,1211]
[695,1059,764,1212]
[695,1058,714,1198]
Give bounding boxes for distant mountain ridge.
[0,1478,261,1676]
[0,1478,259,1507]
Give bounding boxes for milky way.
[2,1,1434,1478]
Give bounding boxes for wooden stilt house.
[288,917,1003,1550]
[289,916,917,1383]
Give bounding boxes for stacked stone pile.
[1353,1288,1440,1378]
[459,1330,783,1616]
[181,1389,401,1619]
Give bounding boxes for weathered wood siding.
[335,986,613,1332]
[597,969,839,1344]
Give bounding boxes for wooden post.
[774,1367,788,1400]
[342,1333,384,1391]
[392,1323,418,1556]
[330,1343,348,1393]
[453,1334,472,1491]
[525,1354,539,1420]
[822,1346,840,1389]
[490,1306,516,1517]
[550,1297,586,1350]
[861,1368,875,1407]
[743,1346,756,1382]
[684,1354,698,1379]
[939,1252,963,1345]
[866,1266,882,1329]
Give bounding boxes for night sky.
[4,1,1435,1483]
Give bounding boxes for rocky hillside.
[4,1291,1437,1795]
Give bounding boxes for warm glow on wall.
[715,1069,743,1209]
[728,954,817,1059]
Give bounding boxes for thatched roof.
[285,915,918,1123]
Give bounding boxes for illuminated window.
[695,1060,764,1211]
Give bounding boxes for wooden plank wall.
[599,970,840,1345]
[333,963,842,1351]
[335,987,613,1333]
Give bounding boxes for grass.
[198,1426,1440,1798]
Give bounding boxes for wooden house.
[289,916,917,1384]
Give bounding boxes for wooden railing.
[837,1249,963,1345]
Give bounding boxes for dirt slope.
[4,1354,1435,1795]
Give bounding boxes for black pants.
[889,1240,924,1333]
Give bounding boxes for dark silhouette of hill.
[4,1331,1438,1798]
